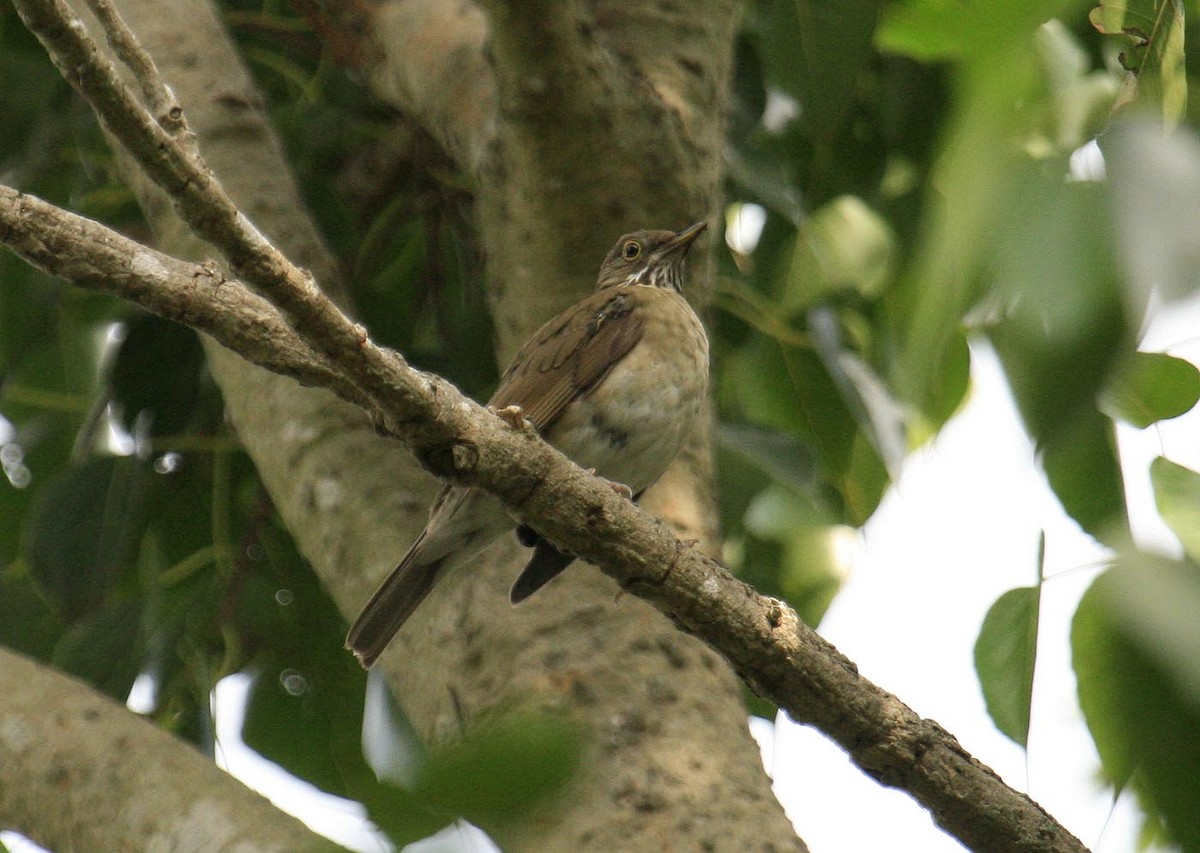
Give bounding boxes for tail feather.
[509,538,576,604]
[346,548,445,668]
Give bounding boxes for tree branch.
[0,182,1086,853]
[0,186,350,399]
[13,0,376,376]
[365,0,495,176]
[1,1,1089,851]
[0,647,340,852]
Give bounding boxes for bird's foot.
[491,404,530,430]
[607,480,634,500]
[582,468,634,500]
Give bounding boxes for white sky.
[765,294,1200,853]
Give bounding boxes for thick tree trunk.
[360,3,802,852]
[90,0,806,850]
[0,648,333,852]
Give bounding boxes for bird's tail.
[509,536,576,604]
[346,539,444,668]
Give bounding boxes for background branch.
[364,0,494,176]
[0,647,339,852]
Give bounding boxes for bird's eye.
[622,241,641,260]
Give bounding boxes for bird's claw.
[492,404,530,430]
[583,469,633,500]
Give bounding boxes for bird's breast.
[547,289,709,494]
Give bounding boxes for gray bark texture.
[0,647,338,852]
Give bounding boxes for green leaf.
[0,567,62,659]
[52,598,143,700]
[919,328,971,439]
[715,422,817,496]
[1105,122,1200,308]
[1073,558,1200,850]
[989,178,1128,445]
[809,307,906,477]
[238,519,376,799]
[1101,351,1200,428]
[1150,457,1200,561]
[876,0,976,61]
[877,0,1068,61]
[761,0,883,140]
[361,783,448,847]
[1102,556,1200,704]
[364,711,585,843]
[743,485,849,624]
[1072,568,1138,788]
[891,57,1041,412]
[413,711,582,831]
[21,456,148,620]
[726,339,888,522]
[1040,408,1127,544]
[1033,20,1120,152]
[783,196,897,307]
[975,582,1041,747]
[1090,0,1187,123]
[241,657,369,798]
[742,687,780,723]
[986,176,1130,542]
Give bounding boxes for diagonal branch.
[3,2,1089,851]
[82,0,178,116]
[0,186,348,398]
[0,181,1088,853]
[13,0,388,392]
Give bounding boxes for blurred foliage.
[3,0,1200,848]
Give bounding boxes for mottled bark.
[0,647,337,852]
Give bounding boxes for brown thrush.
[346,222,710,667]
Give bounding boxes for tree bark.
[65,0,808,851]
[0,647,338,852]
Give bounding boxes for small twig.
[82,0,181,127]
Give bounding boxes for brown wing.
[489,288,644,431]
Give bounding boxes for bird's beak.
[661,221,707,256]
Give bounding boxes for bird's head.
[595,221,707,292]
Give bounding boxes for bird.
[346,222,710,668]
